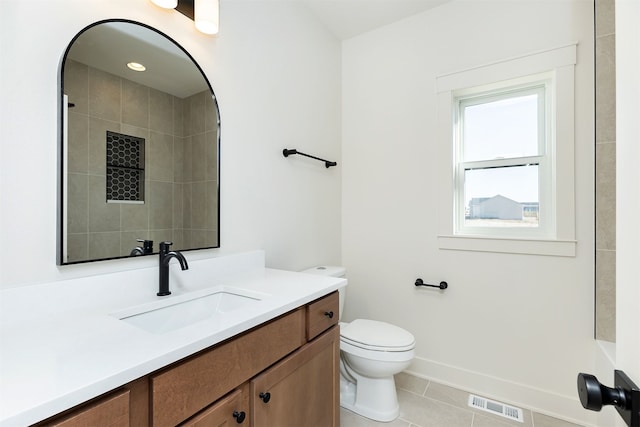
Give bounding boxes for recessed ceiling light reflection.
[127,62,146,72]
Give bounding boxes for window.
[436,44,577,256]
[455,80,551,237]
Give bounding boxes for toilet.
[302,266,415,422]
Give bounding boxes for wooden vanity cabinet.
[31,291,340,427]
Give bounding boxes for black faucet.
[158,241,189,296]
[130,239,154,256]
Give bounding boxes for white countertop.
[0,251,345,426]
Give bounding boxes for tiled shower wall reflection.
[595,0,616,342]
[178,88,219,250]
[64,59,218,262]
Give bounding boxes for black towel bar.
[415,278,448,290]
[283,148,337,168]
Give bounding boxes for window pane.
[463,93,540,162]
[464,165,539,228]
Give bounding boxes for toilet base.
[339,374,400,422]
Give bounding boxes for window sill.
[438,235,576,257]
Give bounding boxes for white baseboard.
[406,356,598,427]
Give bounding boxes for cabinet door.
[251,326,340,427]
[181,384,250,427]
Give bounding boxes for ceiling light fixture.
[151,0,219,36]
[127,62,147,72]
[150,0,178,9]
[194,0,219,35]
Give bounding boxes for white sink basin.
[114,287,265,334]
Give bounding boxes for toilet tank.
[301,266,346,319]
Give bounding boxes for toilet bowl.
[301,266,416,422]
[339,319,415,421]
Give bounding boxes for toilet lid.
[340,319,415,351]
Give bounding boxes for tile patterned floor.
[340,372,585,427]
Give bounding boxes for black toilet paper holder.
[415,278,448,290]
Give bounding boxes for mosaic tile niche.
[106,131,145,203]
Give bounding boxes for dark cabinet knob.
[259,391,271,403]
[324,311,334,319]
[577,373,627,411]
[232,411,246,424]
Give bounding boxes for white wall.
[341,0,595,423]
[615,0,640,406]
[0,0,342,288]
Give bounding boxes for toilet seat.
[341,336,415,352]
[340,319,415,353]
[340,338,415,362]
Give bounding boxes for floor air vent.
[468,394,524,423]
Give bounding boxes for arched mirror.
[57,20,220,265]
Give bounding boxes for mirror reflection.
[59,20,220,265]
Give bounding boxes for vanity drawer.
[43,389,129,427]
[306,291,339,341]
[150,308,305,427]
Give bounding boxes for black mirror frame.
[56,19,221,265]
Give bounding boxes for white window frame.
[436,44,577,257]
[454,78,552,238]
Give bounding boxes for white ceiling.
[65,1,451,99]
[67,22,208,99]
[302,0,451,40]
